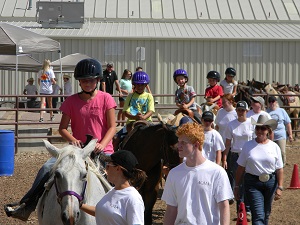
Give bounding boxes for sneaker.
[50,115,55,121]
[247,213,252,222]
[4,203,31,221]
[39,118,44,122]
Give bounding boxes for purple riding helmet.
[132,71,150,85]
[173,69,188,83]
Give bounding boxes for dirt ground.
[1,143,300,225]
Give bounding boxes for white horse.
[37,140,109,225]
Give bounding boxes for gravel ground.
[1,143,300,225]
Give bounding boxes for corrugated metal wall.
[1,39,300,104]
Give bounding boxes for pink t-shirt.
[60,91,117,154]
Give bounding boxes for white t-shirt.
[224,118,254,153]
[246,110,271,122]
[220,79,238,94]
[237,139,283,175]
[203,129,225,162]
[162,160,233,225]
[95,187,144,225]
[215,108,237,143]
[38,68,55,94]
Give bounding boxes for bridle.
[54,162,88,206]
[54,178,87,206]
[160,125,179,170]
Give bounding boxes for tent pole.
[59,50,63,95]
[16,55,18,95]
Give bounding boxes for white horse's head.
[42,139,97,225]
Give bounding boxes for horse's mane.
[51,148,77,174]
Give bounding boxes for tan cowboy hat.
[27,77,34,82]
[63,74,71,79]
[251,115,278,130]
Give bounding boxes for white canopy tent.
[0,23,61,94]
[51,53,92,73]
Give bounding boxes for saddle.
[120,120,151,149]
[174,108,194,118]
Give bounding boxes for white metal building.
[1,0,300,104]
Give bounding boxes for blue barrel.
[0,130,15,176]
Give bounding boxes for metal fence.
[1,93,299,153]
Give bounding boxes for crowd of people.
[8,58,293,225]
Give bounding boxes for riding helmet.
[206,71,220,82]
[173,69,188,82]
[225,67,236,76]
[132,71,150,85]
[74,59,103,80]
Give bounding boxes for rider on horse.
[113,71,155,151]
[4,59,116,221]
[205,70,224,108]
[173,69,202,124]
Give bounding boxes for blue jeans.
[244,173,277,225]
[228,152,251,214]
[20,157,56,209]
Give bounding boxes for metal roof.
[5,21,300,41]
[1,0,300,23]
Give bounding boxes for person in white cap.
[246,96,271,122]
[235,114,283,224]
[23,78,38,100]
[222,100,254,221]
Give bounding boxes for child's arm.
[232,85,237,96]
[182,97,195,109]
[94,108,116,153]
[216,150,222,165]
[59,113,82,147]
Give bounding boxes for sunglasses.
[236,108,246,112]
[268,100,276,103]
[255,126,268,131]
[204,119,213,123]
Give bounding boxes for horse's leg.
[141,162,162,225]
[293,110,299,140]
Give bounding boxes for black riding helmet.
[74,59,103,95]
[206,71,220,82]
[225,67,236,76]
[74,58,103,80]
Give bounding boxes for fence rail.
[1,93,300,153]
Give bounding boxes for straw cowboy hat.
[251,115,278,130]
[63,74,71,79]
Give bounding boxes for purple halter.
[54,176,87,206]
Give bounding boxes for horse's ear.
[82,139,98,158]
[43,140,60,157]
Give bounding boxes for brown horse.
[264,84,300,139]
[120,123,180,225]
